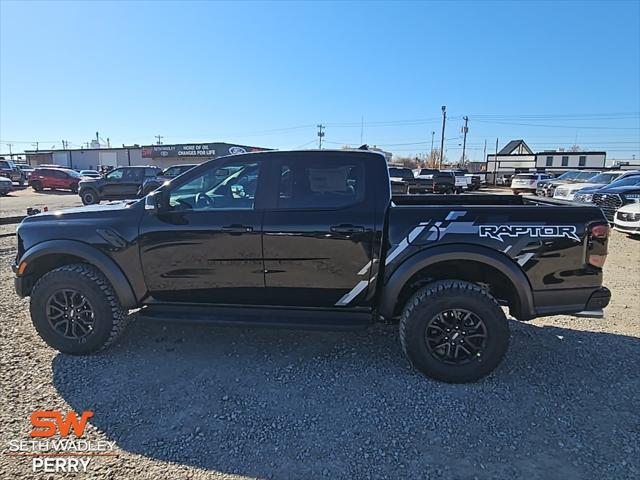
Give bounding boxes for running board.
[137,304,373,331]
[572,309,604,319]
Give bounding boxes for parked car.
[613,203,640,237]
[78,166,163,205]
[0,176,12,195]
[442,169,471,193]
[538,170,599,197]
[0,158,25,185]
[388,165,432,194]
[15,163,35,180]
[554,170,634,201]
[414,169,455,194]
[13,149,611,383]
[79,170,101,178]
[510,173,553,195]
[139,163,197,196]
[574,173,640,204]
[28,167,85,193]
[464,173,482,190]
[585,176,640,222]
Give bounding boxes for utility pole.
[360,116,364,145]
[6,143,13,159]
[494,137,499,186]
[482,139,487,170]
[439,106,447,169]
[32,142,39,152]
[461,116,469,166]
[430,131,435,156]
[317,124,325,149]
[155,134,163,145]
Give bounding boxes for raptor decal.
[479,225,580,242]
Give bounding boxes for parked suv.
[29,167,85,193]
[78,166,163,205]
[415,169,455,194]
[0,158,25,185]
[139,163,197,196]
[511,173,553,195]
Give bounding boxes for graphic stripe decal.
[516,252,535,266]
[335,280,369,306]
[357,260,372,276]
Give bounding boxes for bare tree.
[570,144,581,152]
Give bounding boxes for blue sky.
[1,0,639,161]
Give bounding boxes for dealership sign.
[142,143,267,159]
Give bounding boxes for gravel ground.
[0,232,638,479]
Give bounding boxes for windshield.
[574,171,599,182]
[605,175,640,188]
[63,169,82,177]
[389,168,413,179]
[556,171,580,180]
[586,172,622,184]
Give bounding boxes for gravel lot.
[0,223,639,479]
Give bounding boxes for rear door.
[262,152,376,307]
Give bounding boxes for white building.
[535,151,606,171]
[486,140,536,183]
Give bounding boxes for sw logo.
[30,410,94,437]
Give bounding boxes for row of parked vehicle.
[509,169,640,236]
[388,165,482,195]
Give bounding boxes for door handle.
[330,224,365,234]
[221,224,254,233]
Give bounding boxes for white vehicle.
[510,173,553,194]
[442,169,470,193]
[553,170,631,201]
[613,203,640,237]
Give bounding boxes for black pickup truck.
[13,150,611,382]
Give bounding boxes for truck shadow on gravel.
[52,320,640,480]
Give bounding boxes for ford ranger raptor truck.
[13,150,611,383]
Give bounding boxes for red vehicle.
[29,167,85,193]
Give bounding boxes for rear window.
[419,169,438,176]
[514,174,535,179]
[389,167,414,180]
[278,157,365,210]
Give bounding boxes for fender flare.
[378,243,535,320]
[19,239,138,309]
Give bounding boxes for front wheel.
[80,189,99,205]
[30,264,129,354]
[399,280,509,383]
[31,181,43,192]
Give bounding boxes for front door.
[262,153,376,308]
[138,157,266,304]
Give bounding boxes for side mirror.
[145,190,168,214]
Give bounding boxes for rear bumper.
[613,224,640,235]
[533,286,611,318]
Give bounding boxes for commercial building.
[23,142,269,171]
[140,142,269,169]
[486,139,607,183]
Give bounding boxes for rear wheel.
[31,181,43,192]
[81,189,99,205]
[30,264,129,354]
[399,280,509,383]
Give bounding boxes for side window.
[546,156,553,167]
[123,169,143,181]
[277,157,365,210]
[561,156,569,167]
[169,161,261,211]
[106,169,124,181]
[0,161,8,168]
[579,155,586,167]
[145,168,159,177]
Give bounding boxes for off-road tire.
[399,280,509,383]
[30,264,129,354]
[81,189,99,205]
[31,181,43,192]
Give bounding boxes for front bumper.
[613,224,640,235]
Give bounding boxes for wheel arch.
[17,240,137,309]
[379,243,536,321]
